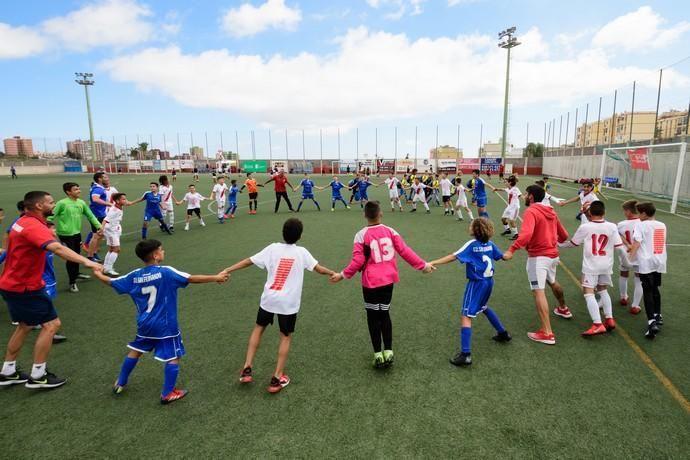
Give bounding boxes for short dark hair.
[364,201,381,220]
[543,176,549,181]
[16,200,25,212]
[636,202,656,217]
[23,191,50,210]
[622,199,638,213]
[471,218,494,243]
[535,180,545,187]
[582,180,594,187]
[525,184,545,203]
[159,175,169,185]
[508,176,518,186]
[231,179,237,185]
[135,239,162,262]
[150,182,158,187]
[472,169,480,175]
[62,182,79,193]
[588,200,605,217]
[188,184,196,188]
[246,172,253,177]
[111,192,126,202]
[282,218,303,244]
[93,172,106,183]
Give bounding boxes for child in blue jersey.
[293,173,321,211]
[224,179,240,219]
[317,176,350,211]
[357,175,377,207]
[348,174,361,205]
[470,169,498,218]
[429,218,511,367]
[130,183,172,239]
[93,239,228,404]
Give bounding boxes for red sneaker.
[229,214,235,219]
[527,330,556,345]
[160,388,188,405]
[582,323,607,336]
[629,306,642,315]
[267,374,290,394]
[619,297,629,306]
[223,213,229,219]
[239,366,253,384]
[604,318,616,331]
[553,306,573,319]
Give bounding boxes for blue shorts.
[1,289,58,326]
[144,210,164,222]
[475,196,487,208]
[360,192,369,200]
[332,195,344,201]
[44,284,57,300]
[128,335,186,362]
[461,279,494,318]
[302,193,315,200]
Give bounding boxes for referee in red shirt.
[265,170,295,213]
[0,191,99,389]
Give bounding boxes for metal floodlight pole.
[558,115,563,150]
[564,112,570,146]
[479,123,483,156]
[582,104,589,156]
[629,81,636,143]
[268,130,273,164]
[595,97,602,150]
[573,109,578,151]
[498,27,520,159]
[75,72,97,161]
[285,129,289,162]
[609,89,617,148]
[653,69,663,141]
[414,126,418,163]
[319,129,323,175]
[302,129,306,162]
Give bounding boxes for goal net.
[600,142,689,216]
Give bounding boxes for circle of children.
[0,167,667,404]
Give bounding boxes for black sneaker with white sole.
[0,370,30,386]
[449,352,472,367]
[500,229,511,236]
[76,273,91,280]
[492,331,512,343]
[655,314,664,326]
[645,320,660,340]
[25,371,67,389]
[52,334,67,344]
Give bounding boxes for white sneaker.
[104,269,120,276]
[69,284,79,293]
[200,220,206,227]
[184,224,190,231]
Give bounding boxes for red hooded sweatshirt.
[509,203,569,258]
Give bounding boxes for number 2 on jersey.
[141,285,158,313]
[481,255,493,278]
[591,234,609,256]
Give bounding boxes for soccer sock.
[0,251,6,264]
[511,226,518,235]
[460,327,472,354]
[161,362,179,396]
[380,310,393,350]
[504,223,510,230]
[103,252,114,271]
[230,203,237,214]
[633,277,643,306]
[483,308,506,333]
[297,201,303,211]
[423,202,430,211]
[31,362,46,379]
[331,200,336,209]
[313,200,320,210]
[468,210,474,219]
[619,276,629,299]
[141,227,148,239]
[85,232,93,245]
[366,309,382,352]
[159,219,172,234]
[253,199,258,211]
[479,211,489,218]
[249,200,254,211]
[1,361,16,376]
[117,356,139,386]
[599,289,613,319]
[167,210,175,227]
[584,293,602,323]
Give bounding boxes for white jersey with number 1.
[567,220,623,275]
[385,177,400,198]
[212,183,228,204]
[159,185,174,210]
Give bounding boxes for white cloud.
[99,26,690,128]
[0,23,47,58]
[366,0,425,20]
[448,0,480,6]
[592,6,690,51]
[221,0,301,37]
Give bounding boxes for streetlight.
[498,27,520,159]
[75,72,97,161]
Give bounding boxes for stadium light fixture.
[75,72,97,161]
[498,27,520,159]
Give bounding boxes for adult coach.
[49,182,103,293]
[0,191,99,389]
[265,170,295,213]
[502,185,570,345]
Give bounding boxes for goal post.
[600,142,688,215]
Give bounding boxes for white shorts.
[105,229,121,247]
[526,256,559,290]
[388,190,399,199]
[456,196,467,207]
[502,206,519,220]
[412,194,426,203]
[618,254,638,272]
[581,273,612,288]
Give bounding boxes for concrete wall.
[1,164,65,175]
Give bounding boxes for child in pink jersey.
[330,201,433,367]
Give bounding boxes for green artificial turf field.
[0,172,688,458]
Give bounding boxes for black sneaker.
[410,208,417,212]
[0,370,29,386]
[655,314,664,326]
[449,352,472,367]
[510,233,519,240]
[500,229,511,236]
[492,331,512,343]
[112,380,125,395]
[52,334,67,344]
[25,371,67,389]
[645,320,660,340]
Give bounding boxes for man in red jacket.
[265,170,295,213]
[503,185,571,345]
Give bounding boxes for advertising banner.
[437,159,458,172]
[271,160,287,171]
[242,160,269,173]
[395,159,415,173]
[377,159,396,173]
[480,157,502,172]
[458,158,480,172]
[626,148,651,170]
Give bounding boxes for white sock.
[633,277,643,307]
[423,202,429,211]
[619,276,628,300]
[31,362,46,379]
[103,252,113,271]
[468,211,474,219]
[2,360,16,376]
[504,224,510,230]
[584,293,602,323]
[599,289,613,318]
[511,227,518,235]
[108,252,119,270]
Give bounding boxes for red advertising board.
[458,158,480,173]
[626,148,650,170]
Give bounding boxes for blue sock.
[159,219,171,234]
[117,356,139,386]
[230,203,237,214]
[483,307,506,333]
[460,327,472,354]
[479,211,489,218]
[0,251,6,265]
[162,362,179,396]
[141,227,147,239]
[85,232,93,245]
[314,200,320,210]
[297,201,303,211]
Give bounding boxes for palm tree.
[138,142,149,160]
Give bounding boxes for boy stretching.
[93,239,227,404]
[330,201,433,367]
[224,219,335,393]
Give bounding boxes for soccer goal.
[599,142,688,216]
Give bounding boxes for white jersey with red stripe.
[578,191,598,223]
[633,220,667,274]
[567,220,623,275]
[385,177,400,197]
[159,185,174,210]
[212,183,228,203]
[250,242,318,315]
[505,186,521,209]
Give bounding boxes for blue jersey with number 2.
[111,265,190,339]
[454,239,503,281]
